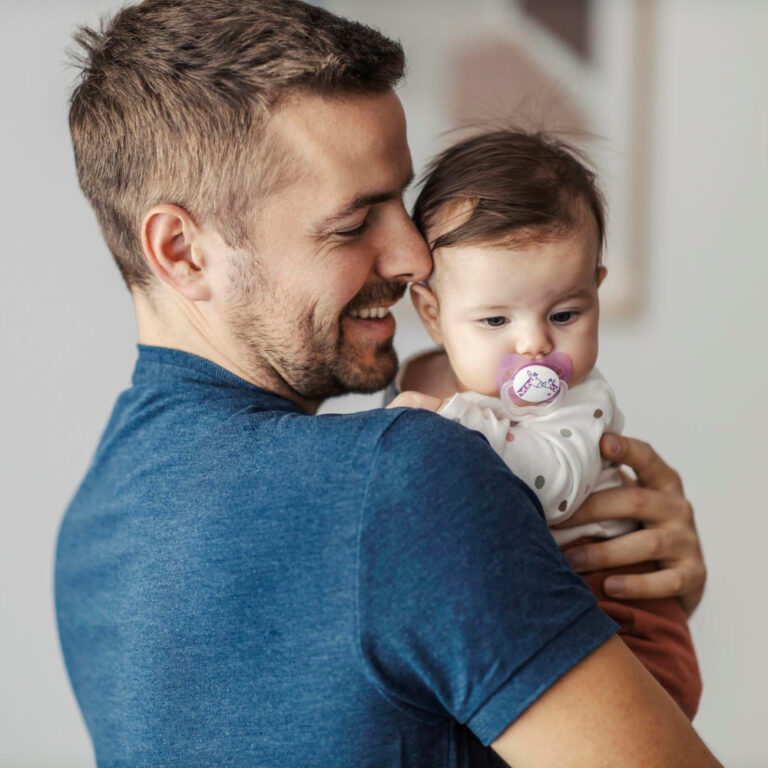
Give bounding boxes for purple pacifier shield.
[496,353,572,407]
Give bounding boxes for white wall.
[605,3,768,764]
[1,1,765,765]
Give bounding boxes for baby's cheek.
[450,337,499,396]
[567,332,600,387]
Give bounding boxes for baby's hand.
[387,390,445,412]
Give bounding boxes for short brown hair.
[69,0,405,291]
[413,130,606,257]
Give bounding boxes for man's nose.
[375,210,432,283]
[514,323,553,358]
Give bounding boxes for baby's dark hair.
[413,130,606,258]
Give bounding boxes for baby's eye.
[550,310,579,325]
[481,316,508,328]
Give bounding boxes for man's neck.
[133,290,322,414]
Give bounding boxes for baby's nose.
[514,325,553,358]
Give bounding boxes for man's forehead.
[271,91,408,166]
[267,91,413,223]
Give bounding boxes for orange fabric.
[562,538,702,720]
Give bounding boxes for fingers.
[678,569,707,617]
[386,392,412,409]
[562,527,707,614]
[601,568,688,601]
[600,434,684,494]
[601,564,704,615]
[562,435,705,614]
[558,485,691,526]
[564,528,678,572]
[386,391,443,411]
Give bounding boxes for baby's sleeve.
[439,393,511,454]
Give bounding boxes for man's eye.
[550,311,578,324]
[336,220,369,238]
[481,316,508,328]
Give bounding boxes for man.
[56,1,715,766]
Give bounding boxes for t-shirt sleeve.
[356,408,618,745]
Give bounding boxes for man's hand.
[556,434,707,616]
[387,390,445,413]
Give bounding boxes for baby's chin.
[456,379,499,398]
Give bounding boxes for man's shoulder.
[367,406,541,511]
[296,406,493,480]
[372,405,499,462]
[300,405,488,454]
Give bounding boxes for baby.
[388,129,701,719]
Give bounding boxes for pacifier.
[496,353,572,408]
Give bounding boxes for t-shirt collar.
[133,344,303,412]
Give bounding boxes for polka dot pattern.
[534,475,545,489]
[560,428,572,438]
[506,432,515,442]
[594,409,603,418]
[558,500,568,512]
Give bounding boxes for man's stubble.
[224,254,404,401]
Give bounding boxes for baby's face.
[419,223,604,397]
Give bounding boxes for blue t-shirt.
[55,346,616,767]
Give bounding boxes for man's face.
[216,92,431,403]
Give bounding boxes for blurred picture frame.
[322,0,655,319]
[444,0,655,318]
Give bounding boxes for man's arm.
[364,410,715,764]
[492,634,720,768]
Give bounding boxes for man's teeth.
[348,306,390,319]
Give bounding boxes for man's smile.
[342,303,397,339]
[346,305,392,319]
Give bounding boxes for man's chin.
[286,336,399,401]
[334,341,398,395]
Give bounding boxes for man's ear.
[410,282,443,345]
[141,205,212,301]
[596,265,607,288]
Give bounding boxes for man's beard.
[286,310,399,400]
[226,277,405,402]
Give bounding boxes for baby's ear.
[596,265,608,288]
[410,283,443,345]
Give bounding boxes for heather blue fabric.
[55,345,617,768]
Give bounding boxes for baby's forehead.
[429,217,599,291]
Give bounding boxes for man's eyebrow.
[313,172,414,233]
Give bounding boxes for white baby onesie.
[438,369,637,545]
